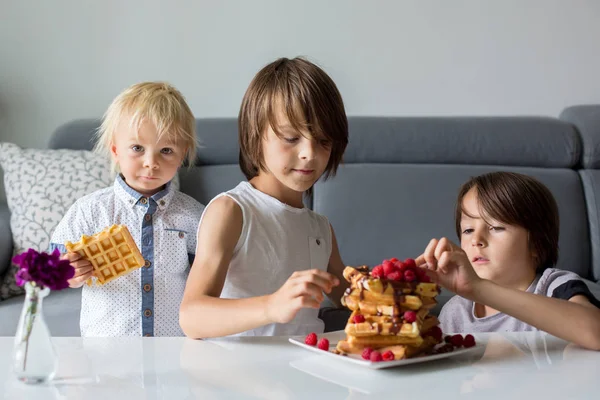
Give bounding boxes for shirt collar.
[114,174,175,211]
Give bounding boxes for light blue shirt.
[50,175,204,337]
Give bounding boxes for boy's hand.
[414,237,482,298]
[61,252,93,288]
[266,269,340,324]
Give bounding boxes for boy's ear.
[110,142,119,159]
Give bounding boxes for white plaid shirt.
[50,175,204,337]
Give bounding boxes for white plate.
[289,332,484,370]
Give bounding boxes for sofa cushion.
[314,164,591,281]
[178,165,246,205]
[0,143,113,300]
[344,117,580,168]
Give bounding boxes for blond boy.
[50,82,204,337]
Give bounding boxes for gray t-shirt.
[439,268,599,333]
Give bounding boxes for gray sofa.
[2,105,600,336]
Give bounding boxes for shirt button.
[316,239,321,245]
[143,283,152,292]
[160,200,165,206]
[140,198,148,205]
[178,232,185,239]
[144,260,151,268]
[144,214,152,222]
[144,309,152,317]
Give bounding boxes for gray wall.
[1,0,600,201]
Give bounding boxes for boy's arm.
[326,225,349,308]
[50,200,94,288]
[470,281,600,351]
[417,237,600,351]
[179,196,339,339]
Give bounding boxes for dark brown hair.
[455,171,559,272]
[238,57,348,181]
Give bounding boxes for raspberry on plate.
[317,338,330,351]
[305,332,317,346]
[382,350,395,361]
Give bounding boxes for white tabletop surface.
[1,330,598,400]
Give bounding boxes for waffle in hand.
[65,225,144,285]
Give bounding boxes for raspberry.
[382,350,395,361]
[382,260,397,276]
[421,275,431,283]
[370,351,383,362]
[403,258,417,269]
[426,326,443,342]
[353,314,365,323]
[404,269,417,282]
[450,334,464,347]
[437,343,454,354]
[403,311,417,323]
[386,271,403,281]
[444,335,452,344]
[389,258,399,263]
[361,347,373,360]
[317,338,330,351]
[371,265,384,278]
[394,261,406,271]
[305,332,317,346]
[463,334,476,348]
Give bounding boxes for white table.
[0,331,598,399]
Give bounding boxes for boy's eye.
[319,139,332,148]
[283,137,299,144]
[131,145,143,152]
[461,228,474,235]
[490,226,505,231]
[160,148,174,155]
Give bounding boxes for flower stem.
[21,292,38,371]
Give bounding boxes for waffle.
[336,335,439,360]
[344,309,432,337]
[65,225,144,285]
[336,261,444,361]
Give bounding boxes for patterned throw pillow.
[0,143,113,300]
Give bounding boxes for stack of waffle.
[337,258,443,360]
[65,225,145,286]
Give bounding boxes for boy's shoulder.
[71,186,115,209]
[536,268,582,294]
[172,190,204,209]
[169,190,205,214]
[440,293,470,313]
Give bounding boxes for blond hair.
[94,82,197,170]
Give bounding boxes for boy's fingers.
[295,282,326,301]
[71,260,92,270]
[424,239,438,269]
[434,238,453,261]
[69,273,92,286]
[297,269,339,287]
[62,252,83,262]
[73,266,93,277]
[414,254,426,267]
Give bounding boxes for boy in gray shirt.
[415,172,600,349]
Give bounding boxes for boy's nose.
[143,155,159,169]
[471,233,486,247]
[299,139,317,160]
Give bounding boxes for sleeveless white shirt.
[200,181,332,336]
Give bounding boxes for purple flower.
[12,248,75,291]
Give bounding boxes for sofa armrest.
[0,202,12,277]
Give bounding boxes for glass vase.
[12,282,57,384]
